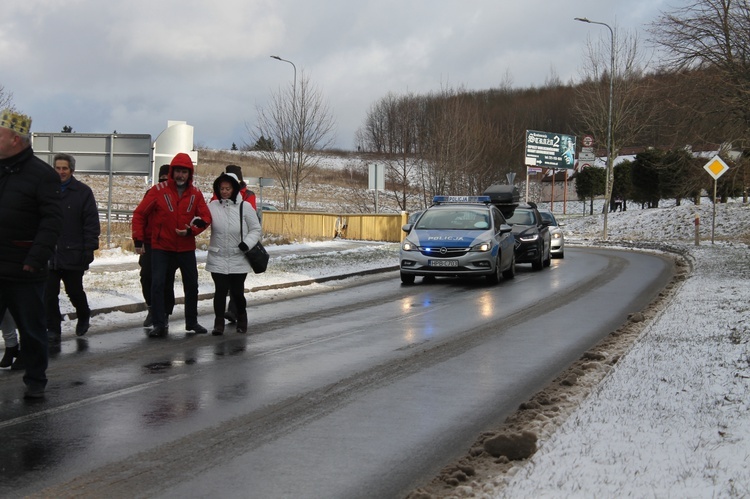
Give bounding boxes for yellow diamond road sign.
[704,156,729,180]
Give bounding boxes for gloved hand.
[191,217,207,229]
[238,242,250,253]
[83,250,95,265]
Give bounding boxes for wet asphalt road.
[0,247,673,498]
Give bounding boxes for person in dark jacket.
[132,153,211,337]
[45,153,101,341]
[0,109,62,399]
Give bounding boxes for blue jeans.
[0,280,48,390]
[151,250,199,328]
[139,243,177,313]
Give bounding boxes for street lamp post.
[575,17,614,239]
[271,55,297,210]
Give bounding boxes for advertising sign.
[32,133,152,175]
[524,130,576,170]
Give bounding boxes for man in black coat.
[0,109,62,399]
[45,153,100,340]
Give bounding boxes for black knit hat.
[225,164,243,182]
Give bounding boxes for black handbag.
[240,202,269,274]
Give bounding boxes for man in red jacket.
[132,153,211,337]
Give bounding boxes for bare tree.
[253,72,335,209]
[651,0,750,144]
[575,27,657,211]
[418,87,489,202]
[0,84,13,110]
[357,92,424,211]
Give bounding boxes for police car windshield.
[416,209,490,230]
[506,209,536,225]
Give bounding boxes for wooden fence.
[98,209,409,244]
[260,211,409,242]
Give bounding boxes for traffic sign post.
[703,156,730,244]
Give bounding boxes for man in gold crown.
[0,109,62,399]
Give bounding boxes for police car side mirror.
[500,224,512,234]
[402,223,413,233]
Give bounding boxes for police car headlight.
[519,234,539,242]
[402,241,417,251]
[471,241,492,252]
[552,233,562,240]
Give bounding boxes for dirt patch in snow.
[404,249,692,498]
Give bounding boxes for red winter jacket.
[132,160,211,252]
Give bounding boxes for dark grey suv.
[505,202,551,270]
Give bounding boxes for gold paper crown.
[0,109,32,135]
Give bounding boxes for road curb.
[76,265,400,320]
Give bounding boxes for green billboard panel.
[524,130,576,170]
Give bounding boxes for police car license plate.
[430,259,458,267]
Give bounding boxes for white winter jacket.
[206,199,262,275]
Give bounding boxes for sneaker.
[24,386,45,399]
[0,345,19,368]
[187,323,208,334]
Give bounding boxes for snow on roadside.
[492,243,750,498]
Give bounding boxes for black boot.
[76,311,91,336]
[48,329,62,345]
[212,317,225,336]
[10,354,25,371]
[143,307,153,327]
[236,310,248,334]
[0,345,19,368]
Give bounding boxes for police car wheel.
[502,254,516,280]
[486,256,501,285]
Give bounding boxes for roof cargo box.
[484,184,519,204]
[483,184,519,218]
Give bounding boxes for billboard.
[32,133,152,175]
[524,130,576,170]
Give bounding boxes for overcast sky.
[2,0,684,151]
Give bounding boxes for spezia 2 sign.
[524,130,576,170]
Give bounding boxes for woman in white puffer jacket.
[205,172,261,335]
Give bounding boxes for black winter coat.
[49,176,100,271]
[0,147,62,282]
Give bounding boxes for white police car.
[400,196,516,285]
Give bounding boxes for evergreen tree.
[575,166,606,214]
[253,135,276,151]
